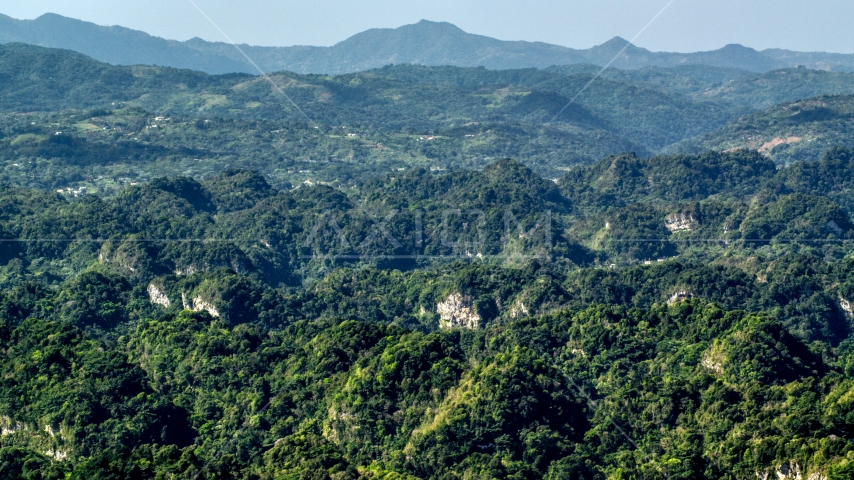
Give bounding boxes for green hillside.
[549,65,854,113]
[546,63,755,95]
[696,68,854,112]
[2,37,854,480]
[3,44,854,189]
[675,95,854,164]
[0,151,853,477]
[0,106,645,194]
[0,44,727,151]
[0,43,747,189]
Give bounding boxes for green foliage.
[599,203,677,261]
[678,95,854,165]
[707,314,823,384]
[257,433,359,479]
[740,193,854,241]
[560,150,777,210]
[3,42,854,479]
[0,263,854,478]
[54,271,132,331]
[770,147,854,212]
[0,447,65,480]
[699,68,854,112]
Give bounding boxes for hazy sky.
[3,0,854,53]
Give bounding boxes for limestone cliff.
[840,297,852,318]
[181,293,220,318]
[147,283,171,307]
[665,213,698,232]
[437,293,480,329]
[668,290,694,305]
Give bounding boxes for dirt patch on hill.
[758,136,803,154]
[723,136,803,155]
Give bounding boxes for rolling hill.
[693,68,854,112]
[3,43,854,192]
[673,94,854,164]
[2,14,854,479]
[0,44,724,173]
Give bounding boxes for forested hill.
[675,94,854,164]
[5,13,854,74]
[3,43,854,193]
[2,151,854,314]
[3,44,852,137]
[2,31,854,479]
[1,151,854,477]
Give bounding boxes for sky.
[2,0,854,53]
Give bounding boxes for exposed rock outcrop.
[46,448,68,461]
[42,425,69,460]
[175,266,202,276]
[508,300,529,319]
[0,418,69,460]
[754,462,826,480]
[665,213,698,232]
[0,416,22,436]
[437,293,480,330]
[147,283,171,307]
[193,297,220,318]
[181,293,220,317]
[840,297,852,318]
[98,242,141,273]
[324,406,359,444]
[668,290,693,305]
[701,351,724,376]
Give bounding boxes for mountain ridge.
[2,13,854,75]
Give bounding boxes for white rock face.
[437,293,480,330]
[175,266,201,276]
[47,448,68,461]
[0,418,68,460]
[147,283,171,307]
[668,290,693,305]
[509,300,529,319]
[701,352,723,376]
[42,424,69,460]
[193,298,220,318]
[754,462,827,480]
[840,298,852,318]
[181,293,220,318]
[665,213,698,232]
[0,416,22,436]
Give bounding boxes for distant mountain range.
[2,13,854,75]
